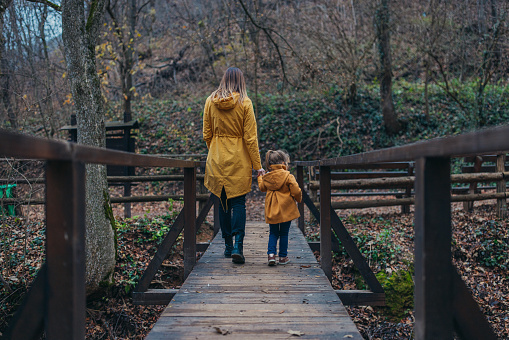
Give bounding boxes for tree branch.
[237,0,295,89]
[26,0,61,12]
[136,0,151,18]
[0,0,14,15]
[428,53,469,114]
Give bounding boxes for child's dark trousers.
[267,221,291,257]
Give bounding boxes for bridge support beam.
[183,167,197,280]
[414,157,452,339]
[319,165,332,281]
[297,165,305,233]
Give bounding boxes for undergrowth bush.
[376,269,415,321]
[110,80,509,162]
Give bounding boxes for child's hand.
[256,168,266,177]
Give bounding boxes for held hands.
[256,168,266,177]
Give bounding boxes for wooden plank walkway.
[146,222,363,339]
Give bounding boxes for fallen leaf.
[213,326,231,335]
[288,330,305,336]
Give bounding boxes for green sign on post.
[0,184,16,216]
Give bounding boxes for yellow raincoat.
[203,93,262,199]
[257,164,302,224]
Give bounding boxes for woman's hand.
[256,168,266,177]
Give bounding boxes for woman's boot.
[224,235,233,258]
[231,233,245,264]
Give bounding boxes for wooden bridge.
[146,222,361,339]
[1,125,506,339]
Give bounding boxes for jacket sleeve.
[257,176,267,192]
[243,100,263,170]
[287,174,302,203]
[203,98,212,149]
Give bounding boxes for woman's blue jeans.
[267,221,291,257]
[217,189,246,241]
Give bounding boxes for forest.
[0,0,508,339]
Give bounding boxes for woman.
[203,67,264,264]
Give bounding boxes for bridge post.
[297,165,305,233]
[319,165,332,282]
[183,167,197,280]
[402,162,413,214]
[496,153,507,218]
[46,159,86,339]
[414,157,452,339]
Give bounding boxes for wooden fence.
[302,156,508,214]
[0,155,209,218]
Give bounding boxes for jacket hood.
[212,92,240,110]
[262,164,289,191]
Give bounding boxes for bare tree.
[61,0,116,293]
[105,0,151,121]
[0,0,15,128]
[374,0,401,134]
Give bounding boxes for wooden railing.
[0,129,210,340]
[2,124,508,339]
[302,156,508,213]
[0,156,209,219]
[0,173,209,205]
[295,124,509,340]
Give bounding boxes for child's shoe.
[268,254,276,266]
[278,257,290,265]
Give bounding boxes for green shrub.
[376,269,414,321]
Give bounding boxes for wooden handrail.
[315,124,509,166]
[0,129,196,168]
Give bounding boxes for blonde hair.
[211,67,248,104]
[265,150,290,170]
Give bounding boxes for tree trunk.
[424,55,430,120]
[374,0,401,134]
[123,0,136,122]
[62,0,115,294]
[37,4,57,136]
[0,0,15,129]
[490,0,500,76]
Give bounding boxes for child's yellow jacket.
[257,164,302,224]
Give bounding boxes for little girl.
[257,150,302,266]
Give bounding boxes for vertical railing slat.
[414,157,453,339]
[183,167,197,280]
[213,195,220,236]
[45,160,86,339]
[496,154,507,218]
[297,165,305,233]
[319,165,332,282]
